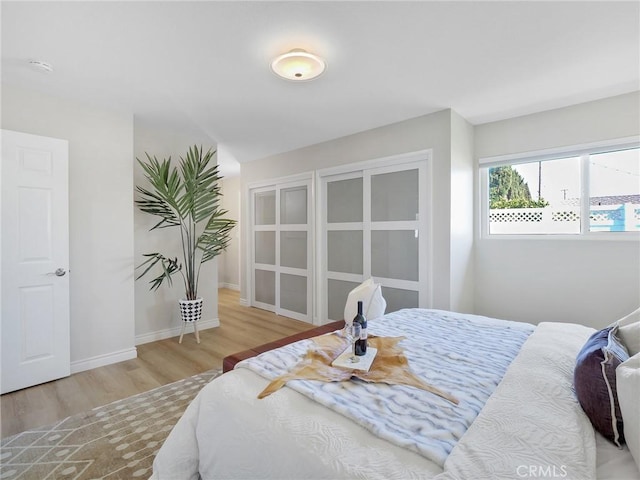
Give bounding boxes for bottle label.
[360,327,367,340]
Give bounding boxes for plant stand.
[179,320,200,344]
[178,298,203,344]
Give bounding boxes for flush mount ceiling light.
[28,60,54,73]
[270,49,326,82]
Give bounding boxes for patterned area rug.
[1,369,221,479]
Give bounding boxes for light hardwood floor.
[0,288,312,438]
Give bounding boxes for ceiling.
[2,1,639,176]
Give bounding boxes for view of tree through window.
[489,166,548,209]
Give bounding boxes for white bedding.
[151,310,640,480]
[238,308,533,466]
[437,322,597,479]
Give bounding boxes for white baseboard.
[71,347,138,374]
[239,297,249,307]
[219,282,240,291]
[69,318,221,374]
[135,317,220,346]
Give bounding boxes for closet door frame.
[316,149,433,323]
[247,172,314,323]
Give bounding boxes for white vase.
[178,298,203,344]
[178,298,203,323]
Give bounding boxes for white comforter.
[436,322,597,480]
[238,309,533,467]
[152,312,633,480]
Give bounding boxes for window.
[481,142,640,236]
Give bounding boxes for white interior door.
[1,130,70,394]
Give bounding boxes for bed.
[151,309,640,480]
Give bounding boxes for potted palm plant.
[135,145,236,341]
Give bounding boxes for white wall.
[241,109,475,316]
[474,92,640,329]
[1,84,136,371]
[450,111,475,313]
[133,121,221,343]
[218,176,241,290]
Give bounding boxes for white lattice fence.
[489,203,640,234]
[489,210,543,223]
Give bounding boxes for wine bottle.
[353,300,367,356]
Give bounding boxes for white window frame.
[479,137,640,240]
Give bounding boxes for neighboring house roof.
[558,194,640,207]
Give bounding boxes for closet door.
[323,160,429,321]
[278,184,311,321]
[252,189,277,310]
[368,164,428,314]
[324,173,365,321]
[251,180,312,323]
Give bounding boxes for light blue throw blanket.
[238,309,534,467]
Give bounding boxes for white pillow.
[616,352,640,471]
[618,308,640,327]
[616,308,640,356]
[343,279,386,325]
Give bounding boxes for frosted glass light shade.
[271,49,326,81]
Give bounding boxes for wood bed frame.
[222,320,345,373]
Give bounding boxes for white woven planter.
[179,298,203,323]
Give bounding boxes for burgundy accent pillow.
[574,327,629,447]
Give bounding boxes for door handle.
[46,268,67,277]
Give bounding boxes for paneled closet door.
[324,172,365,321]
[253,189,276,309]
[251,180,312,323]
[323,160,429,321]
[368,164,428,314]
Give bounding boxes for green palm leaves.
[135,146,236,300]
